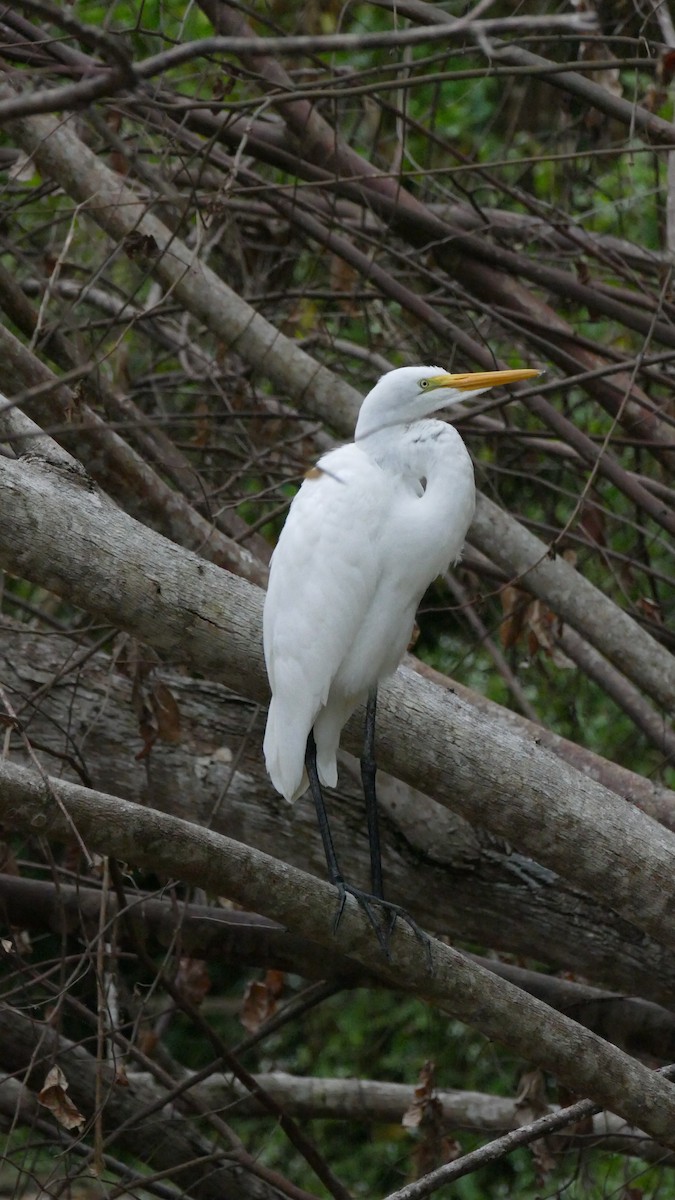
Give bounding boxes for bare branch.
[0,451,674,959]
[4,753,675,1150]
[4,94,671,711]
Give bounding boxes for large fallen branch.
[3,755,675,1149]
[3,873,675,1060]
[1,452,675,958]
[2,616,674,1004]
[119,1068,675,1165]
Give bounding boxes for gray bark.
[119,1069,675,1165]
[4,758,675,1150]
[3,873,675,1058]
[2,618,675,1005]
[1,453,675,964]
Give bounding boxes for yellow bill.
[429,368,540,391]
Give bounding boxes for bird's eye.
[419,378,430,388]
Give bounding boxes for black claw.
[333,884,433,969]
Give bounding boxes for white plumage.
[263,364,538,803]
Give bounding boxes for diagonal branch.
[0,451,673,955]
[3,92,672,710]
[4,753,675,1150]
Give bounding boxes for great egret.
[263,363,539,936]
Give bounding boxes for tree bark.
[2,617,675,1005]
[1,453,674,960]
[4,757,675,1149]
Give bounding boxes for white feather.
[263,363,537,801]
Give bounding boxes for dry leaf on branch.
[240,970,285,1032]
[38,1065,85,1131]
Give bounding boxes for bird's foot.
[333,884,432,969]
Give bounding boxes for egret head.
[354,364,540,440]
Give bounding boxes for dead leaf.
[515,1069,549,1121]
[137,1026,159,1057]
[38,1065,85,1131]
[117,639,176,758]
[660,49,675,86]
[151,681,182,744]
[402,1059,436,1129]
[499,585,529,649]
[579,494,606,546]
[501,592,576,669]
[404,1062,460,1180]
[175,958,211,1008]
[240,971,285,1032]
[124,231,159,262]
[527,601,575,669]
[637,596,663,625]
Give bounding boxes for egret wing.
[263,445,391,799]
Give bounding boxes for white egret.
[263,363,539,936]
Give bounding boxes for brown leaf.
[240,971,285,1032]
[660,49,675,86]
[114,1064,130,1088]
[637,596,663,625]
[175,958,211,1007]
[530,1135,558,1181]
[403,1060,437,1131]
[124,231,159,261]
[404,1064,460,1180]
[38,1065,85,1131]
[134,709,157,760]
[151,681,182,744]
[411,1122,460,1181]
[499,585,530,649]
[579,494,606,546]
[525,602,575,669]
[515,1068,549,1121]
[117,639,171,758]
[497,588,569,672]
[212,73,237,100]
[137,1027,159,1057]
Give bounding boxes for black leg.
[305,728,389,951]
[305,726,432,968]
[357,693,434,969]
[305,730,344,890]
[361,687,384,900]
